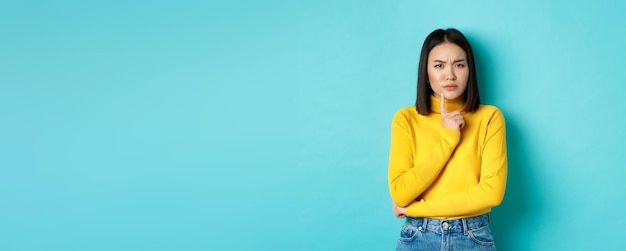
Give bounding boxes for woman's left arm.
[403,109,507,217]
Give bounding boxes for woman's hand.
[392,202,406,218]
[440,93,465,131]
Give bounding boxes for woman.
[388,28,507,251]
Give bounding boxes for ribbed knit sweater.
[388,95,507,219]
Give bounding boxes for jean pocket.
[466,224,495,246]
[398,223,420,242]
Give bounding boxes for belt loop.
[420,218,428,232]
[461,218,468,234]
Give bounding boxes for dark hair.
[416,28,480,115]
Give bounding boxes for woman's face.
[427,42,469,100]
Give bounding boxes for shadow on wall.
[469,34,544,250]
[490,118,543,251]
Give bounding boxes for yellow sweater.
[388,95,507,219]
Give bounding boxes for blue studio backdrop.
[2,0,626,250]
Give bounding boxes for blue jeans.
[396,214,496,251]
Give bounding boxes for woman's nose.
[446,69,456,80]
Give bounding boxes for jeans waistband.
[404,214,490,233]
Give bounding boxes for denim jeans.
[396,214,496,251]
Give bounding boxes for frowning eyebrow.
[432,59,467,63]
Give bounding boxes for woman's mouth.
[444,85,458,91]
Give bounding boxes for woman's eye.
[434,64,443,68]
[456,64,465,68]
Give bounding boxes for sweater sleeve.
[405,109,508,217]
[388,109,461,207]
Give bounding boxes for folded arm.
[404,110,507,217]
[388,110,461,207]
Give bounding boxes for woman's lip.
[444,85,458,90]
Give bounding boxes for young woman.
[388,28,507,251]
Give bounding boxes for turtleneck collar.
[430,95,466,114]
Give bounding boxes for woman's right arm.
[388,109,461,207]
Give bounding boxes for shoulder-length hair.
[416,28,480,115]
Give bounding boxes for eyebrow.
[432,59,467,63]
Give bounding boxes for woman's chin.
[436,91,464,100]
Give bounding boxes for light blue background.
[2,0,625,250]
